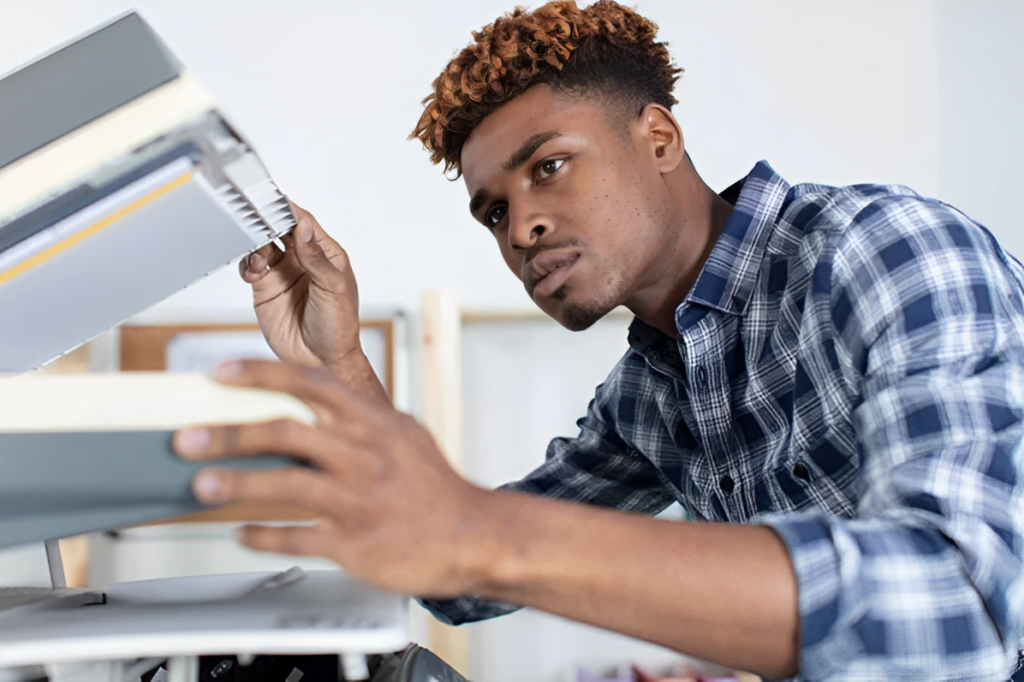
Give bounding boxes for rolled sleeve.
[764,197,1024,680]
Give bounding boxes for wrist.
[324,347,390,404]
[449,488,547,599]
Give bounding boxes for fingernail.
[233,526,248,543]
[298,218,314,243]
[194,472,221,501]
[178,427,210,452]
[214,360,243,380]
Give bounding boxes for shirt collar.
[674,160,791,333]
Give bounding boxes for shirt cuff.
[759,512,869,681]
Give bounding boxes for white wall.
[2,1,1022,679]
[2,0,992,319]
[934,0,1024,257]
[461,314,694,681]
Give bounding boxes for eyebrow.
[469,188,492,217]
[468,131,563,219]
[502,131,562,172]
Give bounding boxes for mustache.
[523,237,584,267]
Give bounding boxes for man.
[174,1,1024,679]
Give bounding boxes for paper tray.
[0,570,409,666]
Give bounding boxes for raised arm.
[242,204,388,405]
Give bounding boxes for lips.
[525,251,579,298]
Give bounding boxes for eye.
[535,158,565,182]
[485,204,507,227]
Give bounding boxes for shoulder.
[778,180,961,242]
[772,180,1024,358]
[776,180,1021,295]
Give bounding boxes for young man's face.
[461,84,678,330]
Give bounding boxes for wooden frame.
[119,321,395,397]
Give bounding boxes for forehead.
[460,86,616,190]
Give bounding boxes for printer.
[0,11,295,373]
[0,13,468,682]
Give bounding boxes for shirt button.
[696,366,709,387]
[792,463,810,481]
[719,475,735,494]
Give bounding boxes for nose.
[508,204,552,251]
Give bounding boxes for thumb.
[291,213,352,295]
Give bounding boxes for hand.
[174,361,799,678]
[173,359,489,598]
[242,205,362,376]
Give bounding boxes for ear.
[639,104,685,174]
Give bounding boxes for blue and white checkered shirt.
[424,161,1024,681]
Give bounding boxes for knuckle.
[242,357,276,373]
[270,417,302,441]
[332,248,351,269]
[266,417,294,444]
[246,526,307,557]
[345,420,369,443]
[241,525,275,551]
[210,424,242,453]
[214,470,239,498]
[279,466,307,489]
[283,529,318,557]
[232,469,278,501]
[309,476,338,508]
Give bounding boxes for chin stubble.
[555,286,613,331]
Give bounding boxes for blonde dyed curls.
[410,0,682,176]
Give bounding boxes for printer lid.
[0,12,295,373]
[0,12,182,169]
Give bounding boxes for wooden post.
[419,291,469,675]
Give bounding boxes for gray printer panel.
[0,161,257,372]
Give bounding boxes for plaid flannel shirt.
[423,161,1024,681]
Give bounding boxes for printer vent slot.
[219,152,295,246]
[216,185,263,231]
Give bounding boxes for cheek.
[494,232,521,279]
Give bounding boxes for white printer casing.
[0,12,296,373]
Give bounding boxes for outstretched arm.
[174,360,800,679]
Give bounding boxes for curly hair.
[410,0,682,177]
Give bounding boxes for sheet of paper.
[0,373,315,432]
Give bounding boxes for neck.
[625,168,733,340]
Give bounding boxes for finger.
[239,242,286,284]
[235,523,331,559]
[192,465,335,517]
[209,359,365,423]
[175,415,348,471]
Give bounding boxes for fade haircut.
[410,0,682,177]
